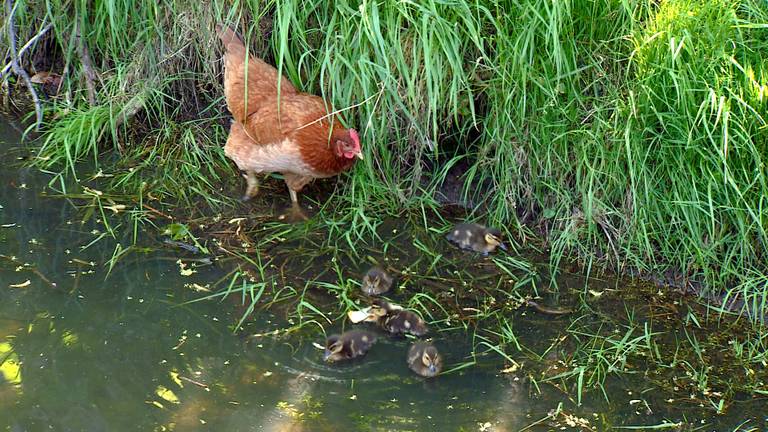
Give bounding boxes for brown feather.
[218,25,297,124]
[217,25,360,185]
[283,172,313,193]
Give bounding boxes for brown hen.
[217,25,362,220]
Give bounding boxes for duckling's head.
[348,303,393,324]
[361,266,392,295]
[364,303,389,322]
[421,345,443,376]
[323,335,344,362]
[484,228,508,251]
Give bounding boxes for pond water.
[1,118,766,431]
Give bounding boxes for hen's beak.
[356,152,364,160]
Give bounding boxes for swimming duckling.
[323,330,377,363]
[369,299,429,337]
[407,342,443,377]
[361,266,394,296]
[445,223,508,256]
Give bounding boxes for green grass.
[4,0,768,318]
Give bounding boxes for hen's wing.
[240,93,332,144]
[218,25,298,124]
[228,93,352,177]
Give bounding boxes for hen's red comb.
[349,128,360,149]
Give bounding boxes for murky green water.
[1,118,766,431]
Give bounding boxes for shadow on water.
[1,117,767,431]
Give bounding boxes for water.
[0,118,766,431]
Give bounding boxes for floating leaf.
[162,223,209,254]
[176,260,196,277]
[0,342,22,385]
[184,283,210,292]
[170,371,183,388]
[155,385,180,404]
[164,223,192,240]
[347,308,372,324]
[62,330,79,347]
[500,364,520,374]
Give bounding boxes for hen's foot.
[278,204,309,223]
[241,172,259,202]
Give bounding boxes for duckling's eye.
[422,352,431,365]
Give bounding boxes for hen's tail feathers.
[216,24,246,57]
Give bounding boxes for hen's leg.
[241,171,259,202]
[285,188,309,221]
[289,189,300,206]
[277,174,312,222]
[278,185,309,222]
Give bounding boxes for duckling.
[361,265,394,296]
[407,341,443,377]
[323,330,377,363]
[369,299,429,337]
[445,223,508,256]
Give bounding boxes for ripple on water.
[245,328,431,385]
